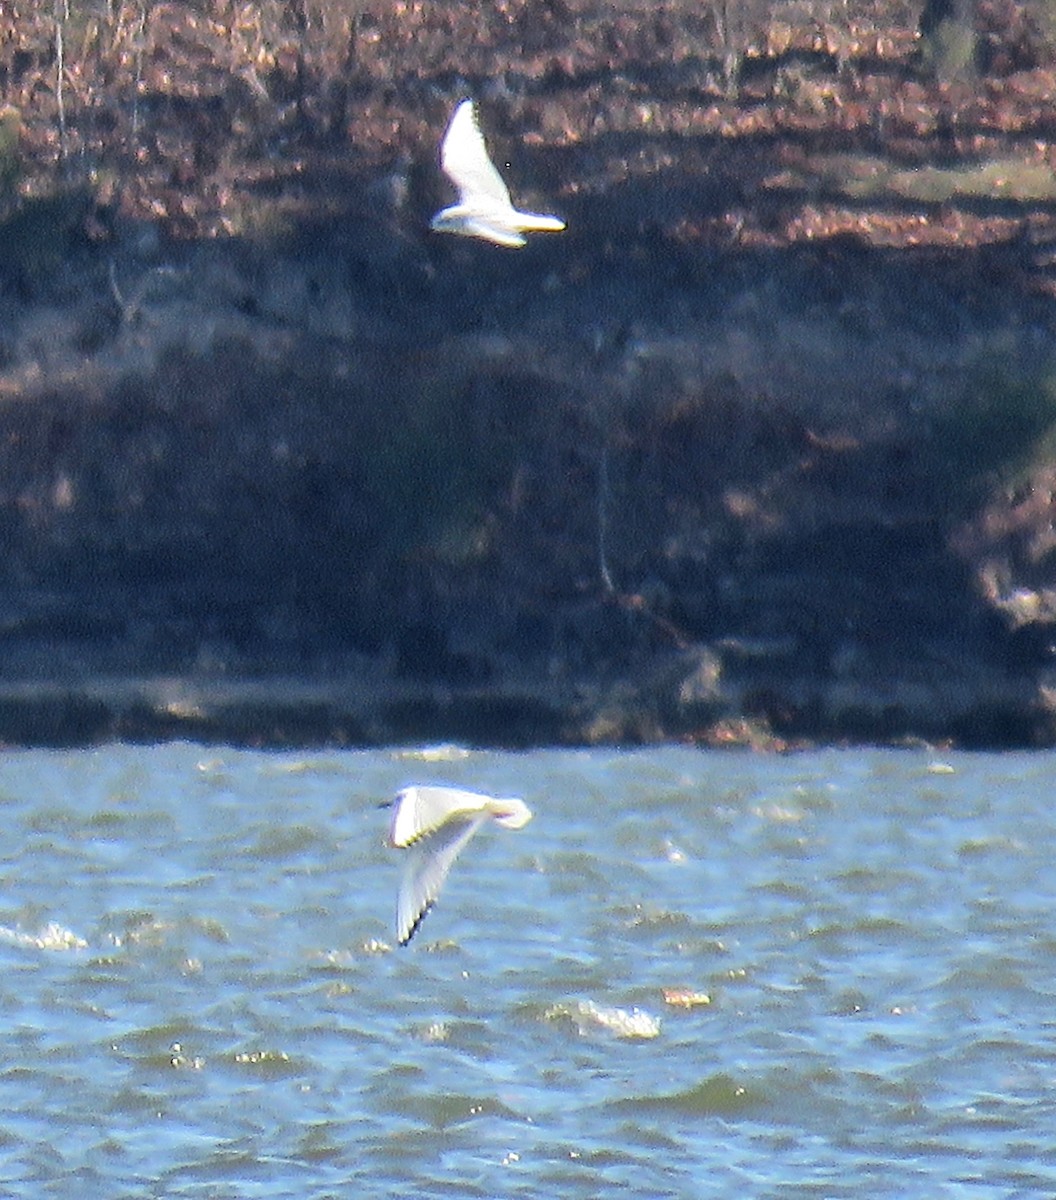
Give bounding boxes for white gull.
[430,99,566,248]
[387,784,533,944]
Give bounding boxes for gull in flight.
[387,784,533,944]
[430,99,566,248]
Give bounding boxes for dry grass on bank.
[1,0,1055,242]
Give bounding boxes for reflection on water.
[0,743,1053,1195]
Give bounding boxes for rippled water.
[0,743,1054,1196]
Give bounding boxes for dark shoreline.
[0,661,1046,750]
[0,223,1052,751]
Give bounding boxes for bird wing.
[458,217,527,248]
[389,785,490,848]
[396,811,488,944]
[441,100,513,210]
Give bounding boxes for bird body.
[387,784,533,944]
[430,99,565,248]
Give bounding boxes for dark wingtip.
[398,900,435,946]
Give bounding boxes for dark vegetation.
[0,0,1055,746]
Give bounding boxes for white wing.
[454,218,526,248]
[396,812,488,944]
[441,99,513,210]
[389,785,490,848]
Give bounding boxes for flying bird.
[387,784,533,944]
[430,99,566,248]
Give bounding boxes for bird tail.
[517,213,566,233]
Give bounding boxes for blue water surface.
[0,742,1052,1198]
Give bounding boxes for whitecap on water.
[545,998,661,1040]
[391,744,473,763]
[0,920,87,951]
